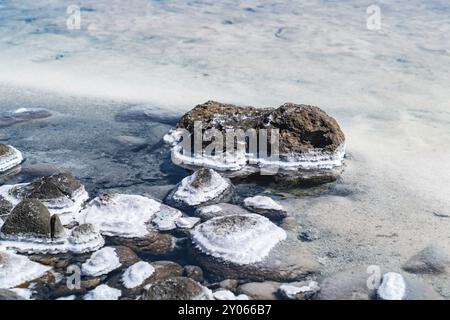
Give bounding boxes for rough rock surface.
[237,281,281,300]
[0,199,64,240]
[243,196,287,220]
[0,195,13,216]
[142,277,210,300]
[165,101,346,185]
[402,245,450,275]
[106,232,176,257]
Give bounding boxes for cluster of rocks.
[1,101,445,301]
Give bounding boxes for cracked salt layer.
[0,183,89,225]
[0,250,51,289]
[121,261,155,289]
[79,194,161,238]
[0,146,23,173]
[81,247,121,277]
[191,214,287,265]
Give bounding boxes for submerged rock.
[318,266,443,300]
[402,245,450,275]
[0,250,51,289]
[243,196,287,220]
[164,101,346,186]
[164,169,234,213]
[0,144,23,174]
[142,277,211,300]
[190,214,319,281]
[112,135,148,151]
[0,108,52,128]
[0,173,89,224]
[0,199,65,241]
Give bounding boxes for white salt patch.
[173,169,231,206]
[279,281,319,299]
[81,247,121,277]
[0,250,51,289]
[377,272,406,300]
[176,217,200,229]
[0,146,23,173]
[197,205,222,214]
[191,213,287,265]
[152,206,183,231]
[121,261,155,289]
[244,196,284,211]
[9,288,33,300]
[80,194,161,238]
[56,295,76,300]
[84,284,121,300]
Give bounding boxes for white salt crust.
[243,196,284,211]
[84,284,122,300]
[56,295,76,300]
[0,226,104,254]
[197,205,222,214]
[175,217,200,229]
[152,206,183,231]
[0,250,51,289]
[0,183,89,225]
[79,194,161,238]
[9,288,33,300]
[0,145,23,173]
[165,129,346,173]
[213,289,249,300]
[191,213,287,265]
[121,261,155,289]
[377,272,406,300]
[81,247,121,277]
[172,169,231,206]
[279,281,319,299]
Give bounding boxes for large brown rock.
[166,101,346,186]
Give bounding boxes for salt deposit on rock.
[0,173,89,224]
[243,196,287,220]
[195,203,251,221]
[377,272,406,300]
[164,101,346,185]
[0,108,52,128]
[165,169,234,212]
[79,193,161,238]
[121,261,155,289]
[176,217,200,229]
[213,289,249,300]
[0,250,51,289]
[191,214,286,265]
[0,200,104,254]
[191,214,319,281]
[81,247,122,277]
[142,277,212,300]
[151,205,183,231]
[84,284,122,300]
[279,281,320,300]
[0,144,23,174]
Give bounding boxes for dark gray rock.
[403,245,450,275]
[183,265,204,283]
[142,277,209,300]
[0,195,13,216]
[0,199,64,240]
